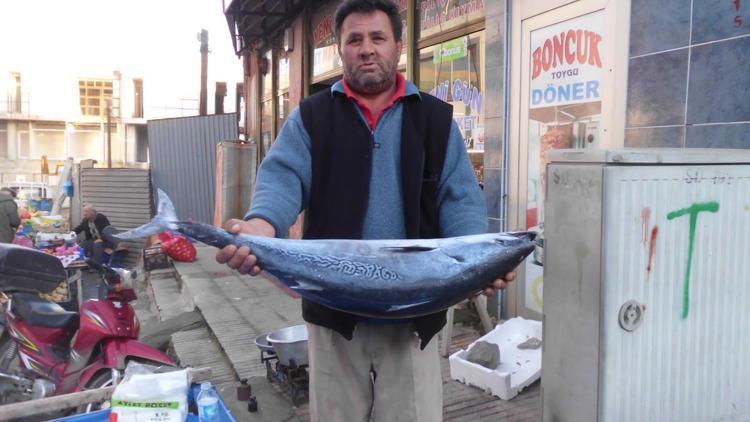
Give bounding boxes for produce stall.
[12,205,85,306]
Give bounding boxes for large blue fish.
[117,190,535,319]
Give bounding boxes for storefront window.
[278,56,290,130]
[261,99,273,155]
[262,50,273,100]
[397,0,408,68]
[277,93,289,130]
[278,56,290,92]
[261,50,274,155]
[417,0,485,40]
[418,31,485,182]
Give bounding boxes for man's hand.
[215,218,275,275]
[481,272,516,297]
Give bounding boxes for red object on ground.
[159,232,197,262]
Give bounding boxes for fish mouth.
[510,231,536,241]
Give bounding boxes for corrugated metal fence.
[79,167,152,268]
[148,113,238,224]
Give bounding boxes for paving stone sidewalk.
[169,245,541,421]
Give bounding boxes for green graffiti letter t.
[667,201,719,319]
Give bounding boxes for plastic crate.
[52,384,235,421]
[143,245,170,271]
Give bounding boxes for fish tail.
[115,189,178,240]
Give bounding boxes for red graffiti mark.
[736,1,743,27]
[641,207,651,244]
[647,226,658,274]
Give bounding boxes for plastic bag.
[110,362,190,422]
[159,232,197,263]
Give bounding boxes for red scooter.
[0,244,174,406]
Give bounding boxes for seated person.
[0,188,20,244]
[73,205,123,266]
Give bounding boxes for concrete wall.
[0,157,58,186]
[626,0,750,148]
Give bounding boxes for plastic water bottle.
[197,382,220,421]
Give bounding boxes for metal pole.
[199,29,209,116]
[107,102,112,168]
[406,0,416,82]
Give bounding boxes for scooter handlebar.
[84,259,120,284]
[84,258,104,272]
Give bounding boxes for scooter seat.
[12,293,79,329]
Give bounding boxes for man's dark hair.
[334,0,403,43]
[1,188,16,198]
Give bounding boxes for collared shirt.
[342,73,407,131]
[88,219,101,240]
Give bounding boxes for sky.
[0,0,243,118]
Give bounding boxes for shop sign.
[312,1,342,78]
[420,0,485,39]
[433,37,468,63]
[429,78,483,116]
[312,1,337,49]
[529,12,604,109]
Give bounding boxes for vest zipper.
[357,117,378,149]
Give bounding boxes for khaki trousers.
[307,322,443,422]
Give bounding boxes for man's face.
[83,208,96,221]
[338,10,402,95]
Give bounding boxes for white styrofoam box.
[449,317,542,400]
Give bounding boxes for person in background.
[74,205,121,266]
[216,1,516,420]
[0,188,20,243]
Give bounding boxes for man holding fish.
[216,0,517,420]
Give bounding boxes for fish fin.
[291,280,324,292]
[259,271,301,299]
[379,246,436,253]
[155,189,178,222]
[115,189,178,240]
[387,299,432,312]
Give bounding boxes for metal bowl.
[266,324,308,367]
[254,332,275,354]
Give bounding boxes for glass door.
[508,0,629,319]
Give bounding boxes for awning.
[223,0,313,55]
